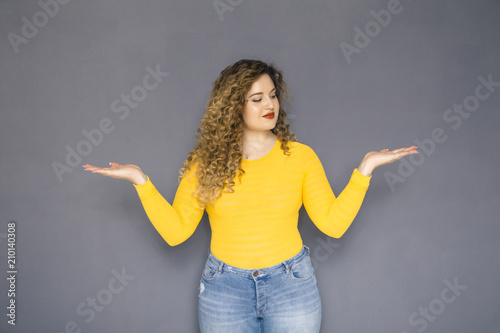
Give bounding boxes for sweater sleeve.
[132,167,204,246]
[302,146,371,238]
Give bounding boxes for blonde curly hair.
[179,59,297,208]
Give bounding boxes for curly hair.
[179,59,297,208]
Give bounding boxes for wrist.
[132,171,148,186]
[357,159,374,177]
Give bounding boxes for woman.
[84,59,417,332]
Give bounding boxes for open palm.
[83,162,147,185]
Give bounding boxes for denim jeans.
[198,245,322,332]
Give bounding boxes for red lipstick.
[263,112,274,119]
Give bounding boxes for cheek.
[273,100,280,118]
[242,105,258,123]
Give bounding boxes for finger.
[400,146,419,154]
[83,164,99,171]
[89,167,117,176]
[86,166,105,173]
[109,162,121,168]
[391,146,415,154]
[402,145,418,151]
[82,164,98,169]
[391,149,417,159]
[83,165,110,173]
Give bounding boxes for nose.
[264,97,274,109]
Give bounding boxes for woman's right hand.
[83,162,148,185]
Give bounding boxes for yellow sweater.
[134,139,371,269]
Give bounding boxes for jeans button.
[253,271,258,277]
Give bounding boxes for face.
[242,74,279,133]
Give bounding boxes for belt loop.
[218,260,224,273]
[283,261,290,274]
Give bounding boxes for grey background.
[1,0,499,332]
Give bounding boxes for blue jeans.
[198,245,322,332]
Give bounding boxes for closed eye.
[252,95,277,103]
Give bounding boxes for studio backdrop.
[1,0,499,332]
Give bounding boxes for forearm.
[313,169,370,238]
[134,177,203,246]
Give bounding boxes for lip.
[263,112,275,119]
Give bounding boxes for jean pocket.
[289,255,315,282]
[201,263,221,283]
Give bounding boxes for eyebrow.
[247,88,276,98]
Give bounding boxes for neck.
[241,130,277,149]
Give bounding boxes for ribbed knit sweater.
[134,139,371,269]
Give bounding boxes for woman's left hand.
[357,146,418,177]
